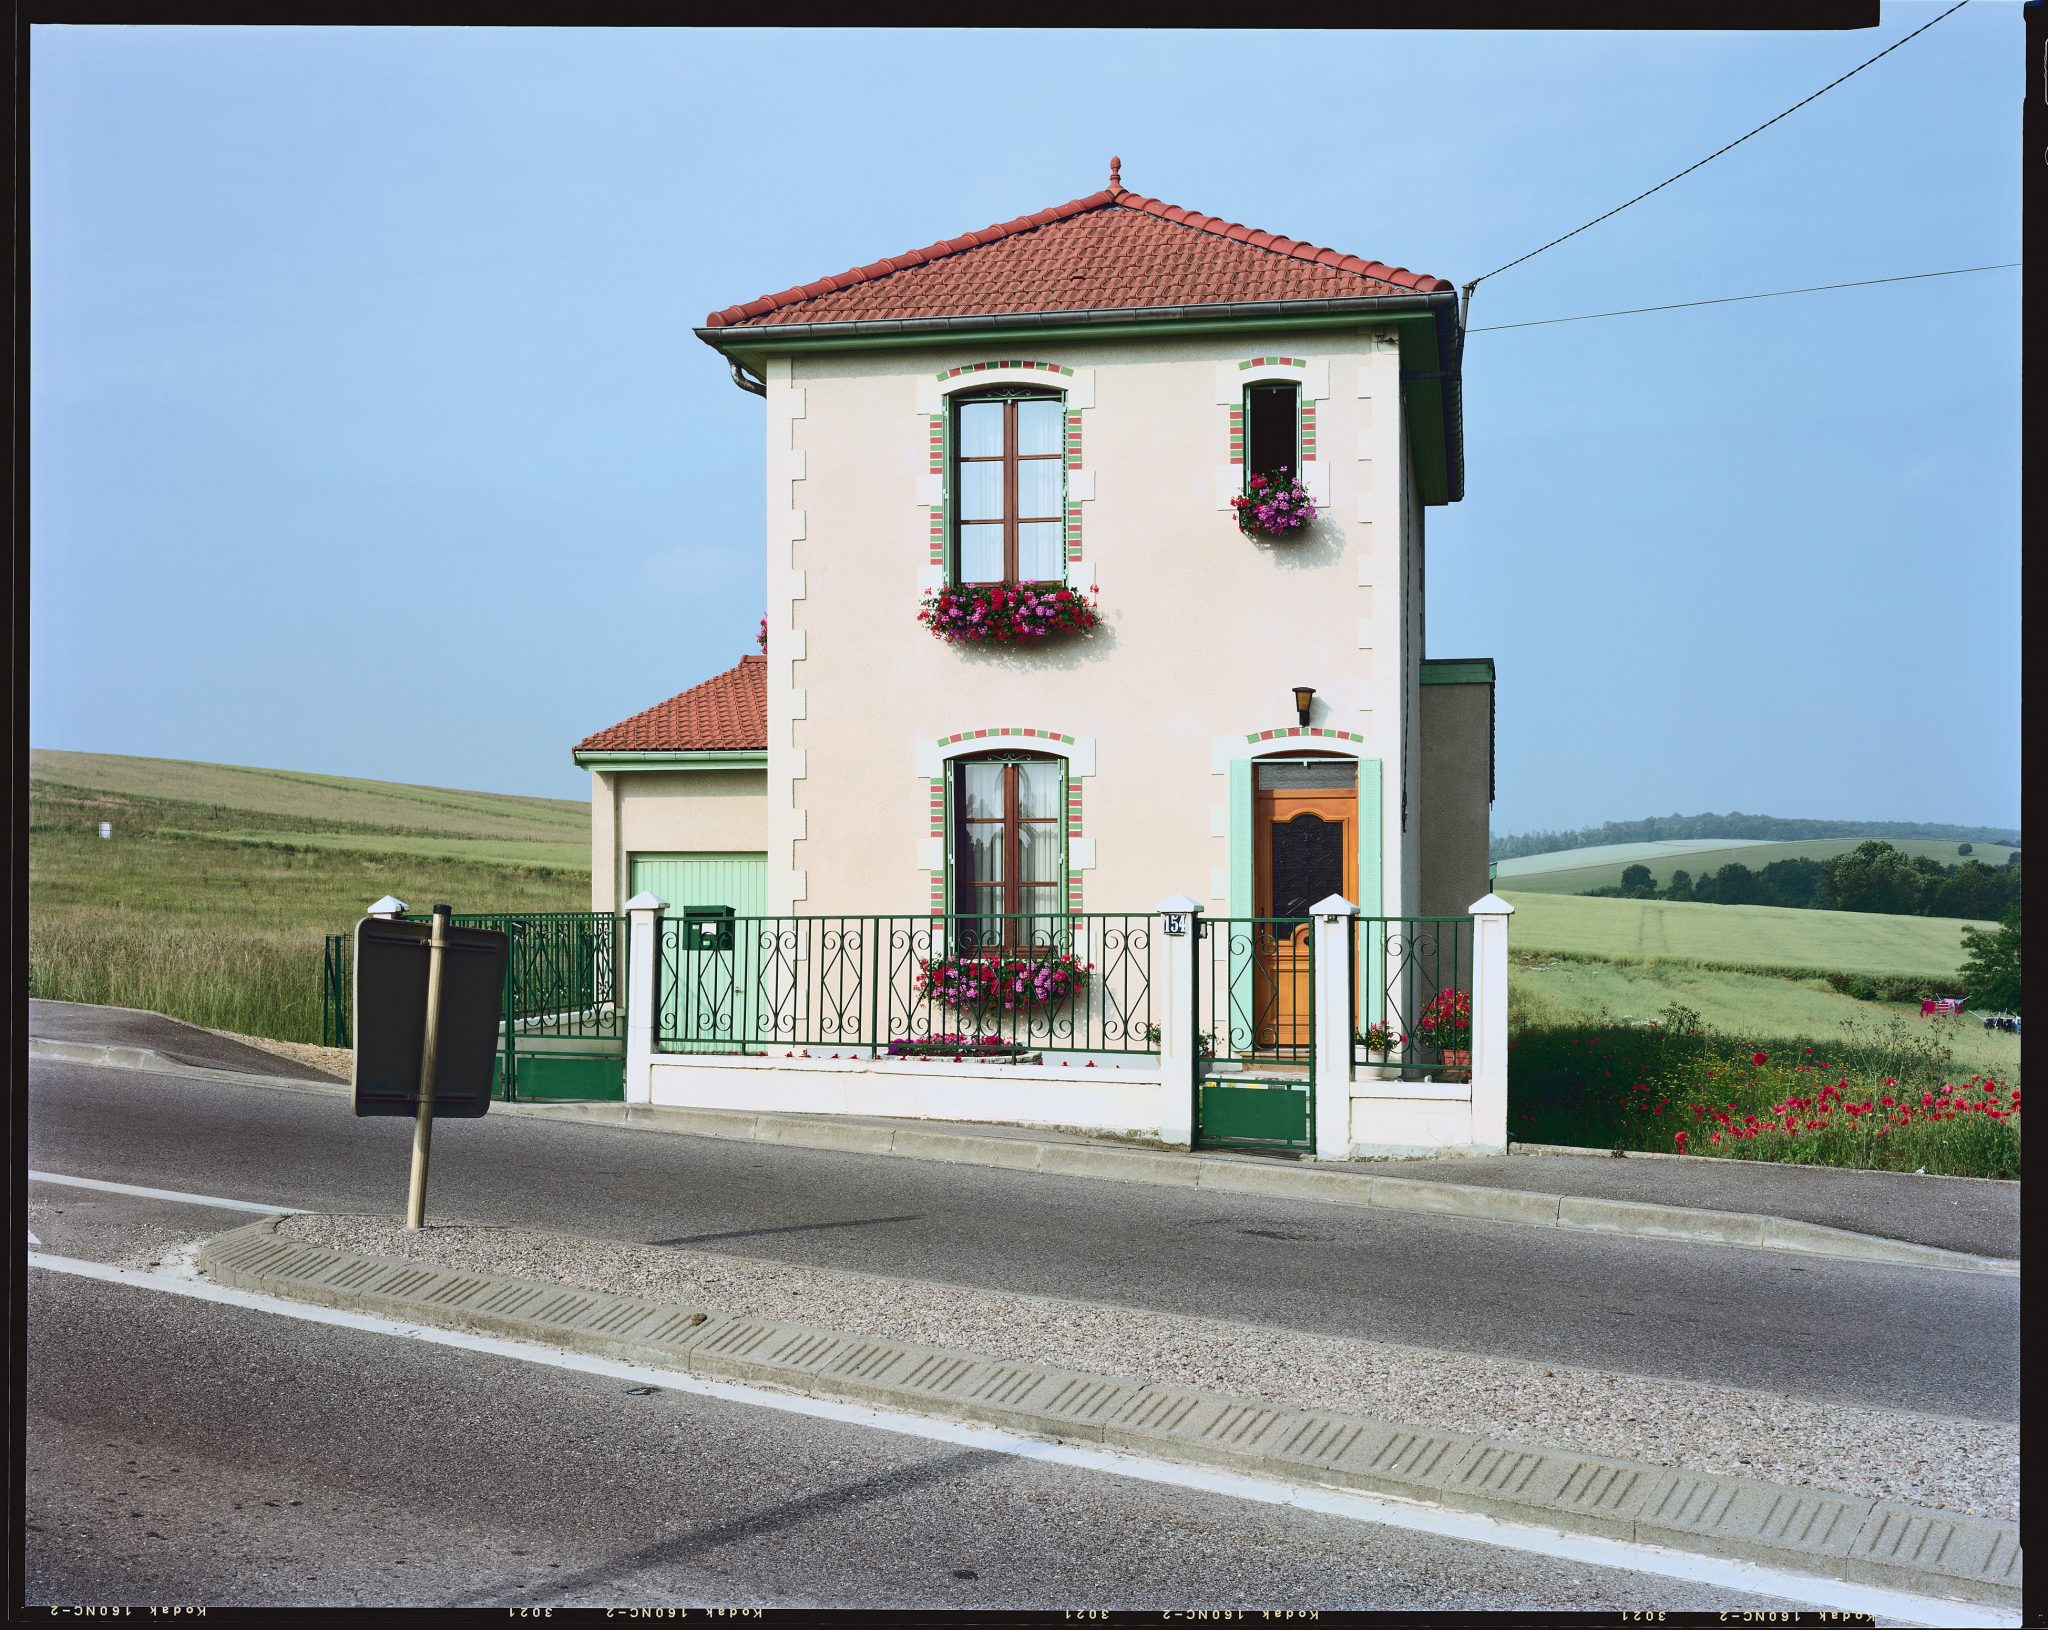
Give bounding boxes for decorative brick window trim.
[939,728,1077,747]
[1229,356,1317,468]
[1246,725,1366,745]
[936,360,1076,381]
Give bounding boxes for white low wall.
[647,1052,1163,1137]
[1350,1072,1475,1155]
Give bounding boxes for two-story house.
[577,161,1492,949]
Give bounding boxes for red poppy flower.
[1751,1051,1768,1066]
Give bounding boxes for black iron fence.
[1192,916,1316,1075]
[1352,915,1474,1073]
[655,912,1154,1057]
[319,912,623,1050]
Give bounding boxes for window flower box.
[1231,468,1318,538]
[918,582,1100,644]
[918,950,1093,1010]
[887,1033,1038,1062]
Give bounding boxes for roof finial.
[1108,155,1122,192]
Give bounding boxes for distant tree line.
[1492,813,2020,862]
[1585,841,2021,921]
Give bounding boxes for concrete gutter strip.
[197,1217,2022,1611]
[35,1038,2017,1276]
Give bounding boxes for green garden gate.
[322,911,627,1102]
[1191,915,1315,1152]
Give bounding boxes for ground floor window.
[951,752,1064,945]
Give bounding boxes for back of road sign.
[352,916,509,1118]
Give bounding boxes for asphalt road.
[25,1213,1811,1613]
[28,1055,2021,1423]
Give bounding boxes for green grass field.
[30,748,587,843]
[1501,890,1987,978]
[1499,836,2019,895]
[1507,950,2021,1082]
[29,750,592,1043]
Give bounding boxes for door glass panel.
[1269,813,1343,921]
[1015,459,1061,518]
[1015,523,1063,582]
[958,462,1004,522]
[1257,760,1357,791]
[1017,885,1060,922]
[957,400,1004,458]
[1016,398,1063,456]
[958,526,1004,583]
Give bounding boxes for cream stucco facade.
[589,768,768,916]
[757,327,1457,921]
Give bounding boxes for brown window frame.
[949,751,1066,946]
[952,388,1065,586]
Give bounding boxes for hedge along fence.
[1511,943,1964,1001]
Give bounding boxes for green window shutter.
[1355,758,1384,918]
[1227,758,1253,920]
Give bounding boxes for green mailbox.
[681,904,735,953]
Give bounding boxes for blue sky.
[30,16,2021,835]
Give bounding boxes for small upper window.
[953,389,1065,585]
[1244,381,1300,486]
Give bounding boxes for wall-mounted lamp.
[1292,685,1316,729]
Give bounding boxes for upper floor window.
[952,752,1064,944]
[1244,381,1300,485]
[954,389,1064,584]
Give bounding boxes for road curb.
[35,1037,2017,1275]
[195,1216,2022,1612]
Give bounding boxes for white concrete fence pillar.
[367,895,409,920]
[1310,895,1357,1160]
[1468,892,1515,1152]
[623,891,668,1107]
[1154,895,1202,1149]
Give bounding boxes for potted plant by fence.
[918,583,1101,644]
[1231,468,1318,538]
[1358,1019,1401,1062]
[1416,988,1472,1078]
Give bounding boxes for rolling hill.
[1498,837,2020,896]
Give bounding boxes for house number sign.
[1163,912,1190,937]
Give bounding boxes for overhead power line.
[1464,0,1972,312]
[1467,261,2019,334]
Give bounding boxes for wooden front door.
[1253,773,1357,1050]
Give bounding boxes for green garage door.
[630,852,768,1050]
[630,852,768,919]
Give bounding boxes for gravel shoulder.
[273,1212,2016,1525]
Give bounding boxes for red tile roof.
[705,168,1452,330]
[575,655,767,754]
